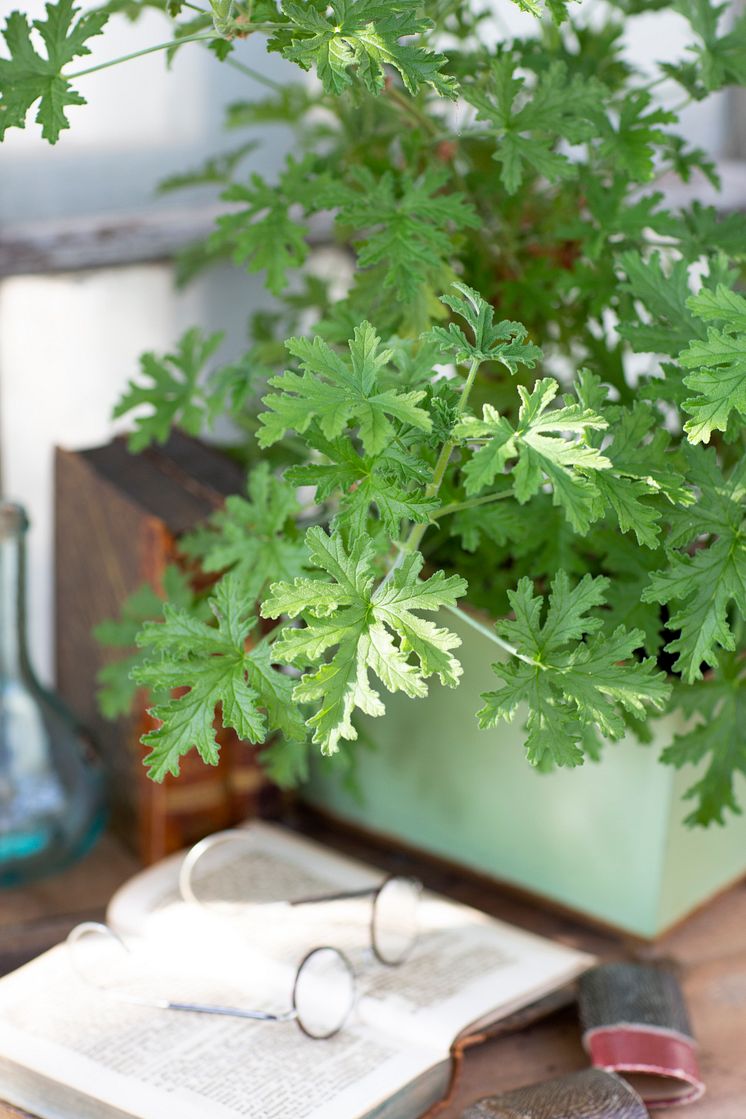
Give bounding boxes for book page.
[0,943,441,1119]
[107,822,382,935]
[359,898,590,1050]
[108,822,593,1052]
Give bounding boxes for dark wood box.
[54,432,280,864]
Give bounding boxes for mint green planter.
[303,612,746,938]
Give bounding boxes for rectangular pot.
[302,611,746,938]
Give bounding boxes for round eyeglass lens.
[371,876,422,965]
[68,922,133,993]
[293,947,355,1039]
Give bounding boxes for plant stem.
[385,85,440,137]
[377,356,482,593]
[434,489,513,520]
[669,96,694,115]
[443,603,539,668]
[403,355,481,555]
[66,33,218,79]
[225,56,284,91]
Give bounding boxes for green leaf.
[180,464,308,604]
[112,328,223,451]
[0,0,108,143]
[428,284,543,371]
[134,575,304,781]
[663,655,746,826]
[94,567,198,720]
[675,0,746,91]
[478,572,670,768]
[674,203,746,263]
[210,155,314,296]
[574,377,693,547]
[268,0,458,99]
[258,321,432,455]
[326,167,479,304]
[260,736,310,787]
[286,433,437,538]
[597,529,667,657]
[598,91,675,182]
[508,0,579,23]
[454,379,610,532]
[618,251,701,355]
[679,285,746,444]
[642,449,746,682]
[466,59,603,193]
[261,527,466,755]
[158,140,259,193]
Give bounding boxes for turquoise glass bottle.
[0,502,106,885]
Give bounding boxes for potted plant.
[5,0,746,936]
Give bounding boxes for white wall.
[0,3,294,225]
[0,261,272,683]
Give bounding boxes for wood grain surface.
[0,824,744,1119]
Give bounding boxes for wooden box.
[54,433,281,864]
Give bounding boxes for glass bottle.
[0,502,106,886]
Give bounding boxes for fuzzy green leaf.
[261,527,466,755]
[180,463,308,604]
[454,379,610,532]
[428,284,543,371]
[286,433,437,538]
[642,449,746,682]
[598,91,675,182]
[94,567,199,720]
[618,252,701,355]
[211,156,313,295]
[0,0,108,143]
[680,285,746,444]
[134,575,305,781]
[663,655,746,826]
[258,321,431,455]
[113,328,223,451]
[479,572,670,768]
[269,0,457,99]
[466,59,602,193]
[675,0,746,92]
[326,167,479,304]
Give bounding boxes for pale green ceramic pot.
[302,611,746,938]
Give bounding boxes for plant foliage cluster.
[4,0,746,825]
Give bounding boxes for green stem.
[385,85,440,137]
[669,96,693,115]
[403,355,481,556]
[434,489,513,520]
[377,357,481,591]
[639,73,670,95]
[443,603,539,668]
[224,55,284,91]
[65,33,218,79]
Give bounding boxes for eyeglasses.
[179,829,423,967]
[67,922,357,1040]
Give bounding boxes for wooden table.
[1,823,744,1119]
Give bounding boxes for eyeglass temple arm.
[164,1001,297,1023]
[289,886,375,907]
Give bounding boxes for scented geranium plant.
[4,0,746,825]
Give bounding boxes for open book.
[0,823,593,1119]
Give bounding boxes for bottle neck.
[0,506,29,683]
